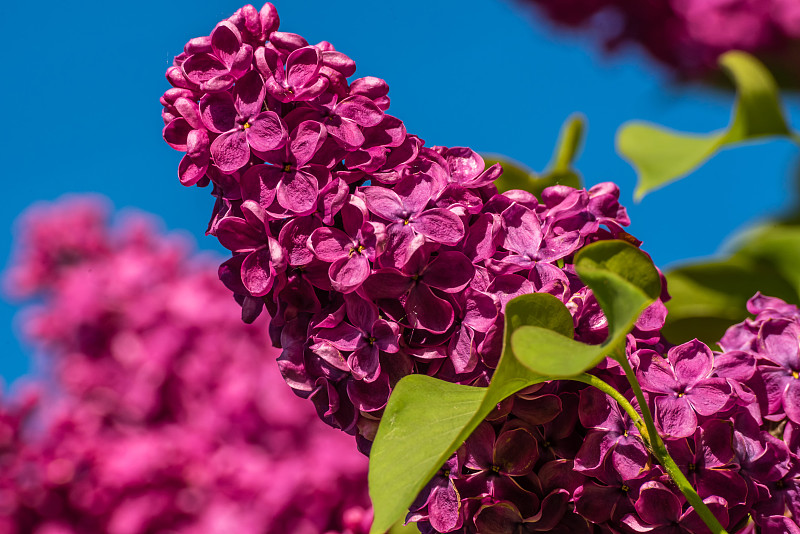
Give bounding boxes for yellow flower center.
[793,371,799,380]
[283,163,292,172]
[243,122,251,129]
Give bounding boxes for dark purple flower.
[458,421,539,501]
[362,177,464,268]
[622,480,730,533]
[257,45,329,102]
[362,248,474,334]
[215,201,286,296]
[666,419,747,505]
[636,341,731,438]
[308,196,385,293]
[312,293,399,382]
[181,21,254,92]
[199,70,287,173]
[757,319,800,423]
[240,120,329,215]
[574,386,649,480]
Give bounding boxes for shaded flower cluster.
[408,294,800,533]
[518,0,800,81]
[0,197,371,534]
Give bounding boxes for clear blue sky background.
[1,0,798,384]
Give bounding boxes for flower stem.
[612,348,729,534]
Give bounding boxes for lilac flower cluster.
[518,0,800,80]
[1,197,371,534]
[161,1,646,451]
[161,4,800,532]
[407,294,800,534]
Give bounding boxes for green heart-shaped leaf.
[511,240,661,377]
[617,51,792,200]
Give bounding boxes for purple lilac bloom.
[1,197,372,534]
[162,5,800,533]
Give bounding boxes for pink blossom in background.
[517,0,800,82]
[1,196,371,534]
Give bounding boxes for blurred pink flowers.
[0,196,371,534]
[520,0,800,82]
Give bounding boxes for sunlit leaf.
[617,51,792,200]
[511,240,661,376]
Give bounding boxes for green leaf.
[486,114,584,197]
[369,241,658,533]
[663,260,798,346]
[511,240,661,377]
[617,51,791,200]
[388,522,421,534]
[368,293,564,533]
[733,225,800,295]
[547,113,586,174]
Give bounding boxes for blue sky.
[1,0,798,383]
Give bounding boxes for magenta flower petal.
[686,380,732,416]
[325,116,365,148]
[362,187,404,221]
[309,227,351,261]
[278,216,320,266]
[502,203,543,255]
[182,53,229,86]
[427,483,461,533]
[210,130,250,173]
[241,247,276,297]
[286,46,322,88]
[474,502,522,534]
[413,209,464,245]
[215,217,263,252]
[241,164,281,210]
[785,380,800,423]
[761,320,800,369]
[655,395,697,438]
[329,255,370,293]
[246,111,286,152]
[211,21,243,67]
[422,252,475,292]
[276,170,318,213]
[336,95,384,127]
[670,339,714,385]
[290,120,327,167]
[316,322,361,351]
[406,284,454,334]
[233,70,265,118]
[636,350,680,394]
[348,344,380,382]
[449,325,475,374]
[199,92,237,133]
[163,118,193,150]
[635,482,682,526]
[362,269,413,299]
[178,153,208,186]
[464,422,495,469]
[494,427,538,476]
